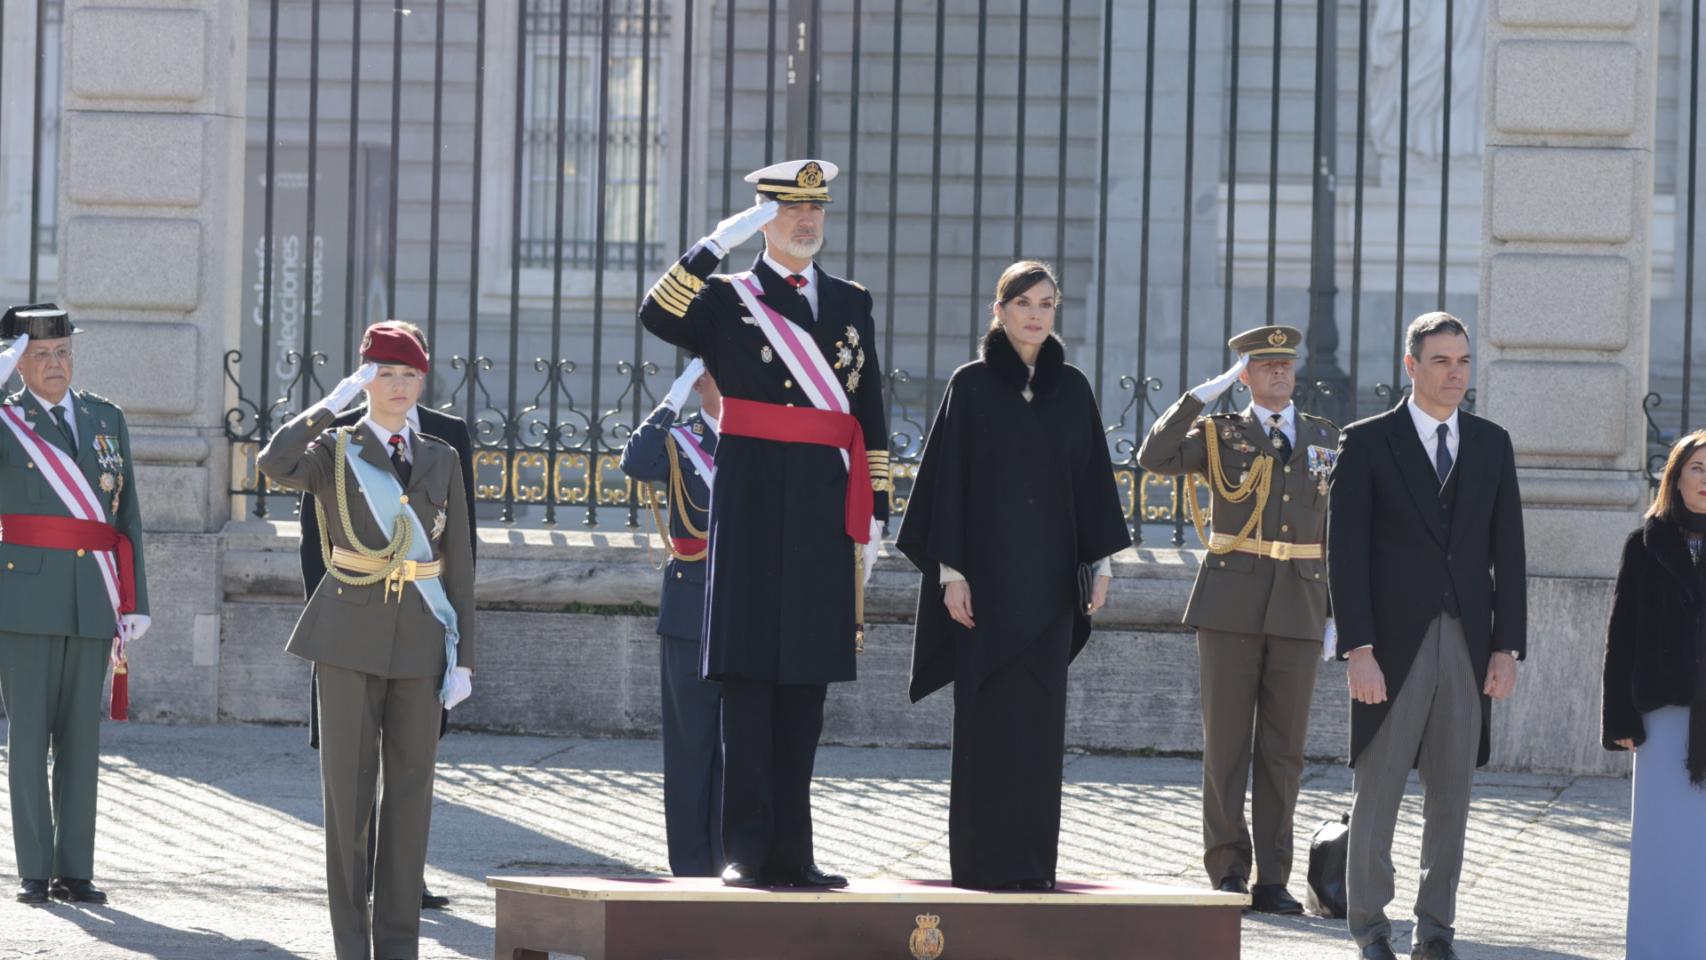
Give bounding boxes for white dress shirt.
[1407,396,1460,475]
[1250,400,1296,449]
[361,414,413,465]
[762,251,818,319]
[29,388,76,448]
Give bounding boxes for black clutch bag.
[1076,562,1095,614]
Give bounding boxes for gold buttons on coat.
[399,495,410,505]
[1218,559,1227,567]
[1283,466,1291,474]
[1280,524,1290,534]
[784,379,794,389]
[337,587,344,595]
[25,462,34,470]
[6,563,13,570]
[76,549,87,557]
[1282,494,1291,502]
[675,571,684,579]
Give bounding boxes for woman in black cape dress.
[896,262,1131,891]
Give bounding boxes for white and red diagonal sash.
[0,406,124,620]
[670,423,716,493]
[728,274,852,469]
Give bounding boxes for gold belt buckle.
[1269,541,1293,562]
[384,560,417,604]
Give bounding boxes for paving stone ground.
[0,721,1629,959]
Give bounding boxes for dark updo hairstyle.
[988,260,1060,331]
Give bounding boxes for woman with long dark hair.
[897,260,1131,891]
[1603,428,1706,957]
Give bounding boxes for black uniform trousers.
[949,611,1074,889]
[660,635,724,876]
[719,678,827,878]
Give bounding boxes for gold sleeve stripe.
[668,263,706,294]
[651,276,694,309]
[656,275,700,308]
[648,281,692,318]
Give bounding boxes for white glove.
[120,613,152,644]
[321,362,379,415]
[1191,355,1249,404]
[704,201,779,257]
[665,358,706,412]
[862,518,883,585]
[1322,617,1337,662]
[0,333,29,385]
[444,666,473,710]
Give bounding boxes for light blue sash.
[345,439,460,704]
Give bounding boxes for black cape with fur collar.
[896,327,1132,701]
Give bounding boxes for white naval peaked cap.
[745,159,838,203]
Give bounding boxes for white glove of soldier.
[1191,355,1249,404]
[321,362,379,415]
[0,333,29,385]
[1322,617,1338,662]
[120,613,152,644]
[664,358,706,412]
[444,666,473,710]
[704,201,779,258]
[863,518,883,586]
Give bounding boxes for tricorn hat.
[1,303,80,341]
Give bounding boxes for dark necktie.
[785,273,808,290]
[49,406,76,455]
[388,434,412,486]
[1434,423,1453,485]
[1268,414,1292,463]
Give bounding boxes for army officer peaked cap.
[1228,324,1302,359]
[746,159,838,204]
[1,302,80,341]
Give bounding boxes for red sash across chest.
[719,396,872,544]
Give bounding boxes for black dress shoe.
[421,886,450,910]
[16,879,48,904]
[1358,939,1398,960]
[50,878,107,904]
[1249,883,1304,915]
[719,862,769,888]
[1410,939,1460,960]
[1215,874,1250,896]
[784,864,847,888]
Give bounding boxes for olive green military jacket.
[258,407,476,678]
[0,389,149,639]
[1137,393,1339,642]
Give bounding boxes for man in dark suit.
[299,320,477,912]
[1326,312,1527,960]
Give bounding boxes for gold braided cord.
[318,428,413,589]
[1186,419,1274,556]
[641,437,708,564]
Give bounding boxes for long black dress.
[897,328,1132,889]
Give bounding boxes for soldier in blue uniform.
[638,159,891,888]
[620,357,724,878]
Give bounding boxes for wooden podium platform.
[487,876,1246,960]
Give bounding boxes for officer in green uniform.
[1137,325,1340,915]
[0,303,149,905]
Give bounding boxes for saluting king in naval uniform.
[638,159,891,889]
[1138,325,1341,915]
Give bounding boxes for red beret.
[359,323,430,374]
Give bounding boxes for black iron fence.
[3,0,1689,541]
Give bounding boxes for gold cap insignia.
[798,161,824,188]
[1268,330,1288,347]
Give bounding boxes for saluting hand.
[322,362,380,414]
[664,358,706,411]
[943,580,975,629]
[1483,651,1518,700]
[1347,647,1388,705]
[706,200,779,256]
[1190,355,1250,404]
[0,332,29,384]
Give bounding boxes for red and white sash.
[0,406,125,639]
[728,273,852,469]
[670,423,717,492]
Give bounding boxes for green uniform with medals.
[0,310,147,888]
[1138,325,1339,901]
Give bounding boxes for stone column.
[56,2,249,722]
[1478,0,1654,773]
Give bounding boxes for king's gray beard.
[775,235,823,260]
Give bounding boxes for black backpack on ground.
[1306,812,1351,919]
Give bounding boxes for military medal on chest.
[431,507,448,542]
[760,345,774,364]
